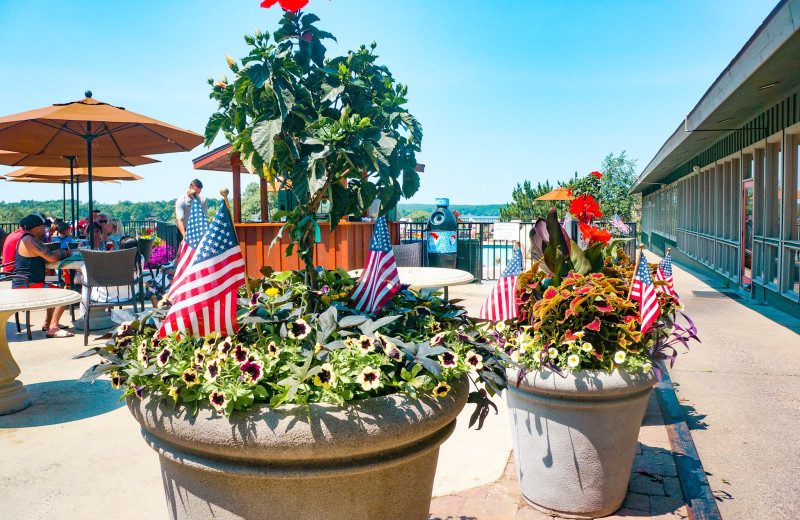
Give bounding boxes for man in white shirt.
[175,179,207,237]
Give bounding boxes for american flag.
[166,199,208,302]
[350,217,401,314]
[610,213,631,234]
[158,201,245,338]
[654,252,678,301]
[630,251,659,333]
[479,247,522,321]
[562,212,572,234]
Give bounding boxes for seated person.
[107,218,124,248]
[2,221,25,273]
[96,212,113,249]
[12,214,74,338]
[53,221,77,249]
[77,235,142,318]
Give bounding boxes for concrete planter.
[127,375,468,520]
[506,367,656,519]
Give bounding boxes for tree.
[598,151,638,221]
[206,11,422,286]
[499,180,561,221]
[240,182,278,221]
[404,209,431,221]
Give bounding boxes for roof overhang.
[632,0,800,194]
[192,144,251,173]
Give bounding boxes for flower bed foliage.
[496,206,698,378]
[145,244,176,269]
[79,269,505,428]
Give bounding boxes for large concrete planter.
[506,368,656,519]
[127,375,468,520]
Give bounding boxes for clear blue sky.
[0,0,777,207]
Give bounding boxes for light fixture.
[758,81,779,91]
[693,166,700,173]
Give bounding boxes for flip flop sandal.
[46,330,74,338]
[41,324,70,331]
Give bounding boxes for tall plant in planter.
[205,9,422,287]
[489,206,698,519]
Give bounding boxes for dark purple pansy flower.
[288,319,310,340]
[157,347,172,367]
[134,385,145,399]
[439,351,457,367]
[320,285,330,294]
[209,390,228,412]
[250,292,261,306]
[233,344,249,364]
[240,361,264,384]
[205,360,220,382]
[110,372,125,389]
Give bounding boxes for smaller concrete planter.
[127,375,468,520]
[506,368,656,519]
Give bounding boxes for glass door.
[741,179,754,289]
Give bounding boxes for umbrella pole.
[86,122,94,249]
[62,181,66,220]
[76,175,80,227]
[67,156,76,229]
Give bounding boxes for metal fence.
[393,220,637,281]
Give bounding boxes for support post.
[260,176,269,221]
[231,153,242,223]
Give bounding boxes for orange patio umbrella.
[0,91,203,246]
[535,187,574,201]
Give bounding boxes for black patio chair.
[392,242,424,267]
[0,264,32,341]
[79,248,141,346]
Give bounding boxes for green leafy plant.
[77,269,506,429]
[205,11,422,287]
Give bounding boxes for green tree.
[498,180,560,221]
[404,209,431,221]
[597,151,639,221]
[206,11,422,286]
[241,182,278,221]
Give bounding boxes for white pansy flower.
[574,331,585,338]
[642,362,652,373]
[510,350,520,363]
[582,342,593,352]
[548,347,559,360]
[614,351,626,364]
[567,354,580,368]
[562,340,576,350]
[495,321,507,333]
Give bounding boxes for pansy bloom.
[267,341,282,358]
[567,354,581,368]
[465,350,483,370]
[156,347,172,367]
[182,368,199,387]
[581,342,594,352]
[614,351,626,364]
[168,385,180,401]
[433,382,451,398]
[218,338,234,359]
[240,360,264,385]
[250,292,261,305]
[439,351,457,367]
[354,335,375,354]
[209,390,228,412]
[136,341,149,366]
[430,332,445,346]
[110,372,125,389]
[384,341,403,361]
[356,366,381,391]
[314,363,336,389]
[288,319,310,340]
[205,360,221,382]
[194,348,207,366]
[548,347,559,361]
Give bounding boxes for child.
[53,221,77,249]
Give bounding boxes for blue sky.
[0,0,777,207]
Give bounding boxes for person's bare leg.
[44,308,54,329]
[46,306,70,335]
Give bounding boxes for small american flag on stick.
[166,198,208,302]
[350,217,401,314]
[159,201,245,338]
[610,213,631,234]
[654,249,678,301]
[479,247,523,321]
[630,250,659,333]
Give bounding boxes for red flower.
[591,171,602,179]
[567,188,573,197]
[146,228,153,234]
[260,0,309,10]
[569,194,602,224]
[579,224,612,246]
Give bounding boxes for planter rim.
[127,374,469,464]
[507,367,656,400]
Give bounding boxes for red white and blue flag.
[630,251,659,333]
[166,198,208,302]
[654,252,678,301]
[562,212,572,233]
[159,201,245,338]
[479,247,523,321]
[350,217,401,314]
[610,213,631,234]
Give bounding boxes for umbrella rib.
[129,122,193,151]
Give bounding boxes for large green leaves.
[251,119,283,166]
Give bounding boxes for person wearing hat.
[12,213,75,338]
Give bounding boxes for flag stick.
[221,188,253,301]
[627,244,644,302]
[666,247,671,255]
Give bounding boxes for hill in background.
[397,204,501,220]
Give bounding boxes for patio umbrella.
[0,91,203,246]
[535,187,574,201]
[0,151,157,227]
[5,171,123,220]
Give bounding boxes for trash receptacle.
[427,198,458,268]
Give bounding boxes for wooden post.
[627,244,644,301]
[231,153,242,223]
[260,176,269,222]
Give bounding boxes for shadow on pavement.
[0,379,124,428]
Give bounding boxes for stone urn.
[506,367,656,519]
[127,375,468,520]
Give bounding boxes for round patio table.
[0,288,81,415]
[349,266,474,299]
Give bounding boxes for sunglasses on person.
[97,219,108,223]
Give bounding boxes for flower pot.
[506,368,655,519]
[127,375,468,520]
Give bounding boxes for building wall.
[643,90,800,314]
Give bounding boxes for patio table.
[0,288,81,415]
[349,266,474,300]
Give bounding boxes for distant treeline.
[0,199,221,223]
[397,204,500,219]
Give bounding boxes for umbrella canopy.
[535,187,574,201]
[0,150,158,168]
[5,166,143,182]
[0,91,203,246]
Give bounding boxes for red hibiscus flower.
[579,223,612,246]
[567,188,572,197]
[569,194,602,224]
[260,0,309,10]
[591,171,602,179]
